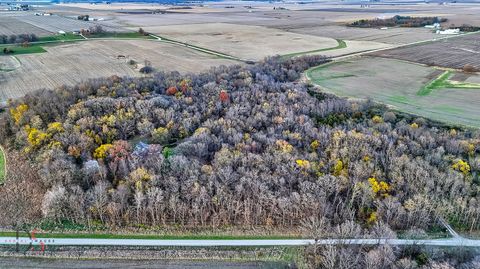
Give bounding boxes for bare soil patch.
[140,23,338,61]
[370,33,480,69]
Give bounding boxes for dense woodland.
[0,56,479,267]
[349,15,447,28]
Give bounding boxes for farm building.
[436,29,460,35]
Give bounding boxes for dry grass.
[140,23,339,61]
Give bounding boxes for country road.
[1,237,480,247]
[0,218,474,248]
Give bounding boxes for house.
[425,23,441,29]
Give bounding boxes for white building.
[436,29,460,35]
[425,23,441,29]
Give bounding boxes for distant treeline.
[457,24,480,32]
[348,15,447,28]
[0,34,38,44]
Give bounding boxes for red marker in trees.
[166,86,177,96]
[219,90,229,102]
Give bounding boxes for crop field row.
[289,25,438,45]
[307,57,480,128]
[0,16,52,36]
[370,33,480,69]
[139,23,340,61]
[14,14,123,34]
[0,40,236,102]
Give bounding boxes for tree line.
[0,34,38,44]
[349,15,447,28]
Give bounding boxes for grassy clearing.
[282,39,347,58]
[418,71,480,96]
[0,146,5,184]
[2,45,46,55]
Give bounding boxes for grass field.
[307,57,480,128]
[0,146,5,184]
[2,45,47,55]
[282,39,347,58]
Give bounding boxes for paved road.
[1,237,480,247]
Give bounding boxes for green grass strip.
[282,39,347,58]
[1,45,46,55]
[0,231,301,240]
[417,70,452,96]
[418,70,480,96]
[38,33,84,42]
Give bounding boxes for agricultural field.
[289,25,438,45]
[370,32,480,69]
[14,13,123,34]
[0,56,20,72]
[0,15,52,36]
[140,23,340,61]
[0,40,236,102]
[307,57,480,128]
[297,40,391,58]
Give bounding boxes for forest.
[348,15,447,28]
[0,56,479,268]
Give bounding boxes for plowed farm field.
[370,33,480,70]
[0,40,236,102]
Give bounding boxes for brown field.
[289,25,438,45]
[139,23,339,61]
[370,32,480,69]
[0,40,236,102]
[0,15,52,36]
[310,40,391,57]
